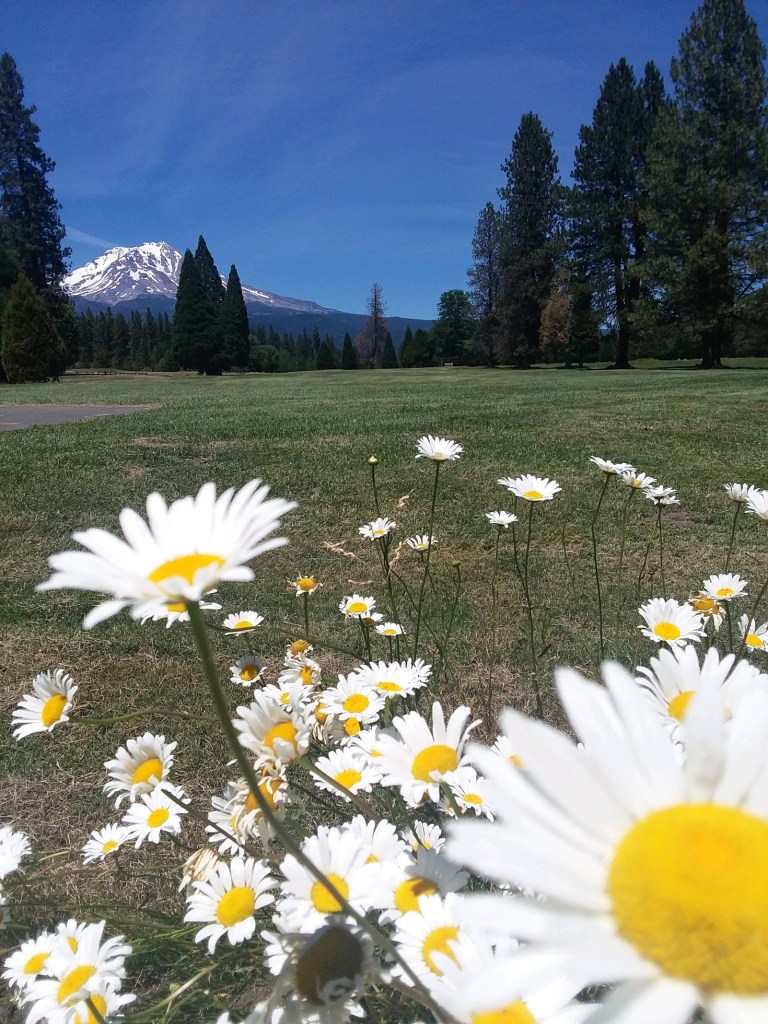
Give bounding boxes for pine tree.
[402,328,435,368]
[172,249,220,373]
[220,264,250,368]
[381,333,398,368]
[641,0,768,368]
[398,327,413,365]
[112,313,130,368]
[434,290,476,363]
[1,273,63,382]
[315,338,337,369]
[539,269,572,364]
[92,309,113,367]
[572,59,665,368]
[496,113,563,367]
[194,235,225,306]
[0,54,69,296]
[467,202,502,317]
[357,283,388,366]
[341,332,359,369]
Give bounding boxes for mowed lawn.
[1,364,767,1016]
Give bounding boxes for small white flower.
[589,456,635,475]
[375,621,405,637]
[619,468,655,490]
[185,855,276,952]
[313,748,381,802]
[724,482,760,504]
[0,826,32,880]
[745,488,768,521]
[740,615,768,652]
[11,669,77,741]
[358,517,396,540]
[223,610,264,634]
[82,824,131,864]
[339,594,376,619]
[415,435,463,461]
[230,654,267,687]
[644,485,680,506]
[497,474,561,502]
[485,510,518,528]
[702,573,747,602]
[121,785,187,847]
[638,597,705,647]
[103,731,177,807]
[406,534,436,551]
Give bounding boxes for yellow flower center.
[132,756,164,785]
[472,1002,537,1024]
[378,681,402,692]
[608,803,768,994]
[148,552,224,588]
[334,768,362,790]
[347,601,368,614]
[310,873,349,913]
[394,876,438,913]
[216,885,255,927]
[653,621,682,641]
[314,702,328,724]
[41,693,67,727]
[667,690,695,722]
[422,925,459,975]
[463,792,483,804]
[102,840,118,854]
[344,718,361,736]
[291,639,311,655]
[523,490,543,500]
[746,633,764,649]
[244,777,282,813]
[147,807,170,829]
[300,666,315,685]
[23,952,49,975]
[716,587,734,598]
[297,577,316,591]
[263,720,298,752]
[509,754,524,767]
[343,693,369,714]
[412,744,458,782]
[232,619,255,630]
[67,937,79,952]
[57,964,96,1006]
[166,601,186,613]
[691,596,719,615]
[383,627,398,636]
[239,665,261,682]
[73,993,108,1024]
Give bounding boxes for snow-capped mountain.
[64,241,333,315]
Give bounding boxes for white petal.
[587,977,697,1024]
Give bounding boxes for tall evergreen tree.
[341,332,359,369]
[398,326,413,365]
[572,59,666,368]
[315,338,337,369]
[496,113,563,367]
[194,235,225,306]
[642,0,768,367]
[357,283,388,366]
[467,202,502,317]
[381,332,398,368]
[172,248,220,373]
[220,264,250,368]
[0,54,69,296]
[433,290,476,362]
[1,273,62,382]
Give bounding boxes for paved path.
[0,404,156,432]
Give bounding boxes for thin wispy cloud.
[64,227,117,250]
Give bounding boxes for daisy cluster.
[5,446,768,1024]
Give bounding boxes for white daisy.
[703,573,748,602]
[398,657,433,687]
[401,821,446,855]
[644,485,680,506]
[278,654,322,689]
[638,597,705,646]
[0,825,32,879]
[121,785,187,847]
[230,654,267,687]
[340,816,407,865]
[81,824,131,864]
[372,847,469,923]
[485,510,518,528]
[724,482,760,504]
[58,986,136,1024]
[223,610,265,634]
[415,435,463,461]
[391,892,469,982]
[178,847,221,892]
[38,479,296,629]
[206,778,283,857]
[445,767,495,819]
[490,733,525,769]
[740,615,768,652]
[406,534,436,551]
[312,749,380,802]
[375,621,405,637]
[140,594,221,627]
[185,855,276,953]
[619,469,656,490]
[322,676,385,732]
[448,663,768,1024]
[498,474,561,502]
[233,693,312,768]
[2,932,56,991]
[376,702,479,806]
[277,827,379,931]
[347,660,425,698]
[11,669,77,740]
[745,488,768,521]
[289,575,322,597]
[103,731,177,807]
[589,457,635,476]
[687,593,725,631]
[338,594,376,619]
[358,517,396,540]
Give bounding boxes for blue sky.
[3,1,766,319]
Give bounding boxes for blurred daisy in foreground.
[223,610,264,634]
[0,826,31,880]
[358,517,396,540]
[139,594,221,628]
[185,856,276,952]
[11,669,77,741]
[415,435,463,462]
[230,654,267,687]
[81,824,131,864]
[638,597,705,647]
[376,702,479,806]
[289,575,322,597]
[485,510,518,528]
[448,664,768,1024]
[740,615,768,652]
[38,479,295,629]
[498,474,561,502]
[103,731,177,807]
[338,594,376,620]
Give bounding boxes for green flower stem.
[413,461,441,654]
[726,601,735,654]
[440,780,463,818]
[657,504,667,599]
[163,787,264,861]
[591,474,611,660]
[725,503,742,573]
[359,619,373,660]
[522,502,543,717]
[369,458,381,517]
[487,530,501,722]
[302,591,310,640]
[185,601,447,1019]
[298,755,381,821]
[560,522,576,597]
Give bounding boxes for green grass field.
[2,365,767,1019]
